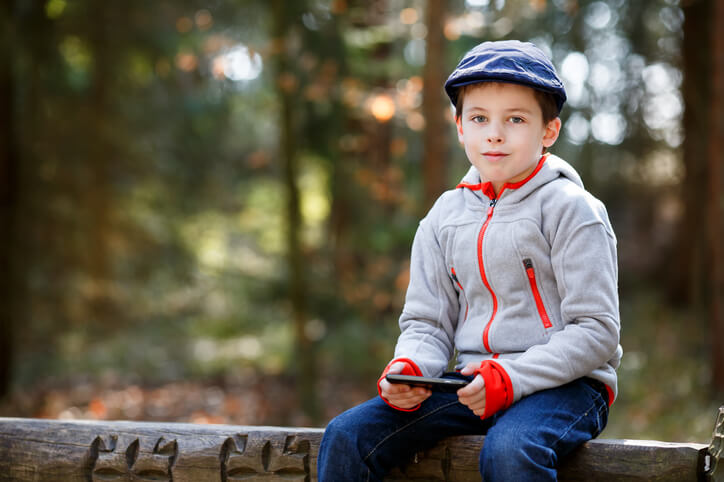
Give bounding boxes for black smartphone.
[385,374,468,393]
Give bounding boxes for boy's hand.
[457,362,486,416]
[379,362,431,409]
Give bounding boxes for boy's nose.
[486,122,504,144]
[487,131,503,143]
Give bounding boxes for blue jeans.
[317,375,609,481]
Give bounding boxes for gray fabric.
[393,154,621,403]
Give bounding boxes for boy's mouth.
[482,151,508,161]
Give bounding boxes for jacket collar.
[456,153,583,202]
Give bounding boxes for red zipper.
[460,156,548,354]
[480,199,498,353]
[451,268,469,322]
[523,258,553,328]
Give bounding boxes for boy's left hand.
[457,362,486,416]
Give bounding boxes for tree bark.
[421,0,448,213]
[675,0,710,308]
[707,0,724,395]
[0,0,18,398]
[271,0,319,423]
[87,1,113,319]
[679,0,724,395]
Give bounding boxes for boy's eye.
[509,116,524,124]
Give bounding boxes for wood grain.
[0,415,717,481]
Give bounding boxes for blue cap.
[445,40,566,115]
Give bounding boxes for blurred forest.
[1,0,723,442]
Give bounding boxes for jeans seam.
[362,400,460,463]
[550,393,604,451]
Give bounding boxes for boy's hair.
[454,82,560,124]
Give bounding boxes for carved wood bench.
[0,405,722,481]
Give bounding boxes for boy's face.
[455,82,561,195]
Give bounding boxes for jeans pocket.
[580,380,609,436]
[595,398,609,435]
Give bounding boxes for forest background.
[1,0,723,443]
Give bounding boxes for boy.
[318,40,621,481]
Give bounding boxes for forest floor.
[0,372,374,428]
[0,369,720,445]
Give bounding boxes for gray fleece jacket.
[392,154,622,406]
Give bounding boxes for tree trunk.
[87,1,113,320]
[271,0,319,423]
[0,0,18,398]
[707,0,724,395]
[674,0,710,309]
[679,0,724,396]
[421,0,448,212]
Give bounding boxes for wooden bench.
[0,405,721,481]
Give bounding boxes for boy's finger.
[380,382,410,398]
[393,387,428,400]
[387,389,430,407]
[459,361,479,375]
[386,362,406,374]
[414,387,431,397]
[457,374,484,397]
[409,390,432,403]
[402,386,431,398]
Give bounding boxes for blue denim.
[317,375,608,481]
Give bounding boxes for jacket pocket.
[451,267,469,323]
[522,259,552,329]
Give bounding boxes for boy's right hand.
[378,362,432,409]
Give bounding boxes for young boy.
[318,40,621,481]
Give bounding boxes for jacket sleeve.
[494,201,621,403]
[473,360,513,419]
[377,358,424,411]
[392,216,460,378]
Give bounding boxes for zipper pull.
[487,198,497,216]
[523,258,535,278]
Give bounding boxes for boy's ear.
[455,116,465,145]
[542,117,562,148]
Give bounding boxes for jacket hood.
[457,154,583,201]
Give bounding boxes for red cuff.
[474,360,513,419]
[377,358,423,412]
